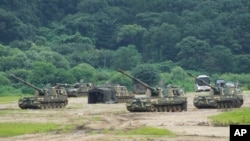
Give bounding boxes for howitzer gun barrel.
[10,74,43,92]
[117,69,155,91]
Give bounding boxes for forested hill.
[0,0,250,88]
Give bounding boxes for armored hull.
[10,74,69,109]
[193,95,243,109]
[188,73,244,109]
[126,96,187,112]
[18,95,68,109]
[117,95,134,103]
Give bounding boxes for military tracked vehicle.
[188,73,244,109]
[101,84,134,103]
[10,74,68,109]
[112,84,134,103]
[57,81,94,97]
[117,70,187,112]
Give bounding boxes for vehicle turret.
[117,69,162,97]
[187,72,243,109]
[10,74,68,109]
[117,69,187,112]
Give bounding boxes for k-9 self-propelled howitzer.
[10,74,68,109]
[117,69,161,97]
[56,82,94,97]
[117,69,187,112]
[188,73,243,109]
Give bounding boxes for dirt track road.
[0,92,249,141]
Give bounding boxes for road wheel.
[163,106,167,112]
[172,106,176,112]
[167,106,171,112]
[40,104,45,109]
[217,103,221,109]
[158,106,163,112]
[150,105,156,112]
[176,105,182,112]
[224,103,228,109]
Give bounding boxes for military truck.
[57,81,94,97]
[10,74,68,109]
[188,73,244,109]
[117,69,187,112]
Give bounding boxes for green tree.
[234,54,250,73]
[62,13,96,39]
[131,64,160,86]
[169,66,187,83]
[0,72,10,85]
[29,61,57,86]
[110,72,133,90]
[176,36,210,70]
[203,45,235,73]
[53,68,75,84]
[143,23,180,62]
[77,0,107,13]
[112,45,142,70]
[0,47,29,71]
[96,49,115,68]
[95,6,128,49]
[0,8,22,44]
[116,24,146,51]
[70,63,96,82]
[38,51,70,69]
[67,45,98,67]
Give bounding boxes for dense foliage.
[0,0,250,93]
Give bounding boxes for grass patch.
[90,116,103,121]
[0,109,28,115]
[0,122,73,137]
[116,126,176,137]
[0,96,21,104]
[209,108,250,126]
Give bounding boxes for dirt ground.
[0,92,250,141]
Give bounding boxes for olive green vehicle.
[108,84,134,103]
[188,73,244,109]
[57,82,94,97]
[117,70,187,112]
[10,74,68,109]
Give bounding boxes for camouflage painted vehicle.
[10,74,68,109]
[133,83,147,95]
[117,70,187,112]
[112,85,134,103]
[188,73,244,109]
[57,81,94,97]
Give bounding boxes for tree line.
[0,0,250,94]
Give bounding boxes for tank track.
[195,99,243,109]
[117,96,134,103]
[127,102,187,112]
[150,102,187,112]
[216,99,244,109]
[19,101,68,109]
